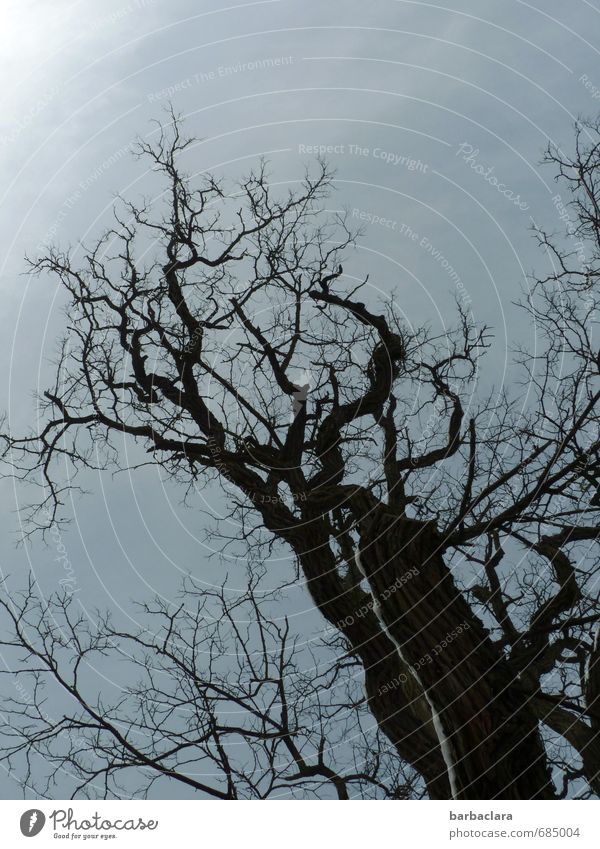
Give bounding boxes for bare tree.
[0,574,415,800]
[3,113,600,799]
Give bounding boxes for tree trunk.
[261,501,452,797]
[293,522,451,798]
[356,509,556,800]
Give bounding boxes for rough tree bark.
[355,509,555,799]
[295,522,451,798]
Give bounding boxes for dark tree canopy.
[3,115,600,799]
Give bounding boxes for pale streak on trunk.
[291,522,452,798]
[355,509,556,800]
[355,548,460,798]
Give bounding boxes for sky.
[0,0,600,798]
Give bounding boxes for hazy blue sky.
[1,0,599,798]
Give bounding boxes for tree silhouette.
[0,573,418,799]
[3,114,600,799]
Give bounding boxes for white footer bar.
[2,799,597,847]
